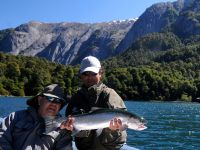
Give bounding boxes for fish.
[55,108,147,132]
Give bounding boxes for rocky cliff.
[0,20,135,64]
[0,0,199,65]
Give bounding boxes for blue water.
[0,97,200,149]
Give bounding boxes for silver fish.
[56,109,147,131]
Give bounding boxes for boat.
[72,141,139,150]
[195,97,200,102]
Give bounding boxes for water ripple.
[1,98,200,149]
[126,101,200,150]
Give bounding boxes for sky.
[1,0,176,30]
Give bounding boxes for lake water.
[0,96,200,150]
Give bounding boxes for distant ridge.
[0,0,199,65]
[0,19,135,65]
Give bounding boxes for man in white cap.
[65,56,127,150]
[0,84,73,150]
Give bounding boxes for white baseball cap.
[80,56,101,74]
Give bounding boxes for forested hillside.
[0,0,199,101]
[0,52,80,97]
[0,32,199,102]
[103,32,200,102]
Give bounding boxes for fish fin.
[71,128,80,136]
[120,124,128,131]
[90,107,103,111]
[96,128,103,136]
[137,124,147,131]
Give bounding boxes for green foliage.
[0,30,199,102]
[0,52,79,96]
[181,93,192,102]
[104,32,183,68]
[103,32,200,101]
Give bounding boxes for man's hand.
[60,116,74,131]
[109,118,122,131]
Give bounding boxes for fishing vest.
[73,83,113,114]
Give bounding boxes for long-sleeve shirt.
[0,107,72,150]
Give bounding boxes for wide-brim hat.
[26,84,67,109]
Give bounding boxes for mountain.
[0,0,199,65]
[116,0,191,53]
[105,0,200,68]
[0,0,199,100]
[173,0,200,38]
[103,32,184,68]
[0,20,135,65]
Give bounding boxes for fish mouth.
[140,117,147,130]
[136,124,147,131]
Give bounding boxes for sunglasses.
[42,95,63,104]
[82,72,98,76]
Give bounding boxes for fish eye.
[141,117,147,124]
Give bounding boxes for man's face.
[81,71,101,88]
[38,96,61,118]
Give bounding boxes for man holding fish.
[0,56,146,150]
[65,56,128,150]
